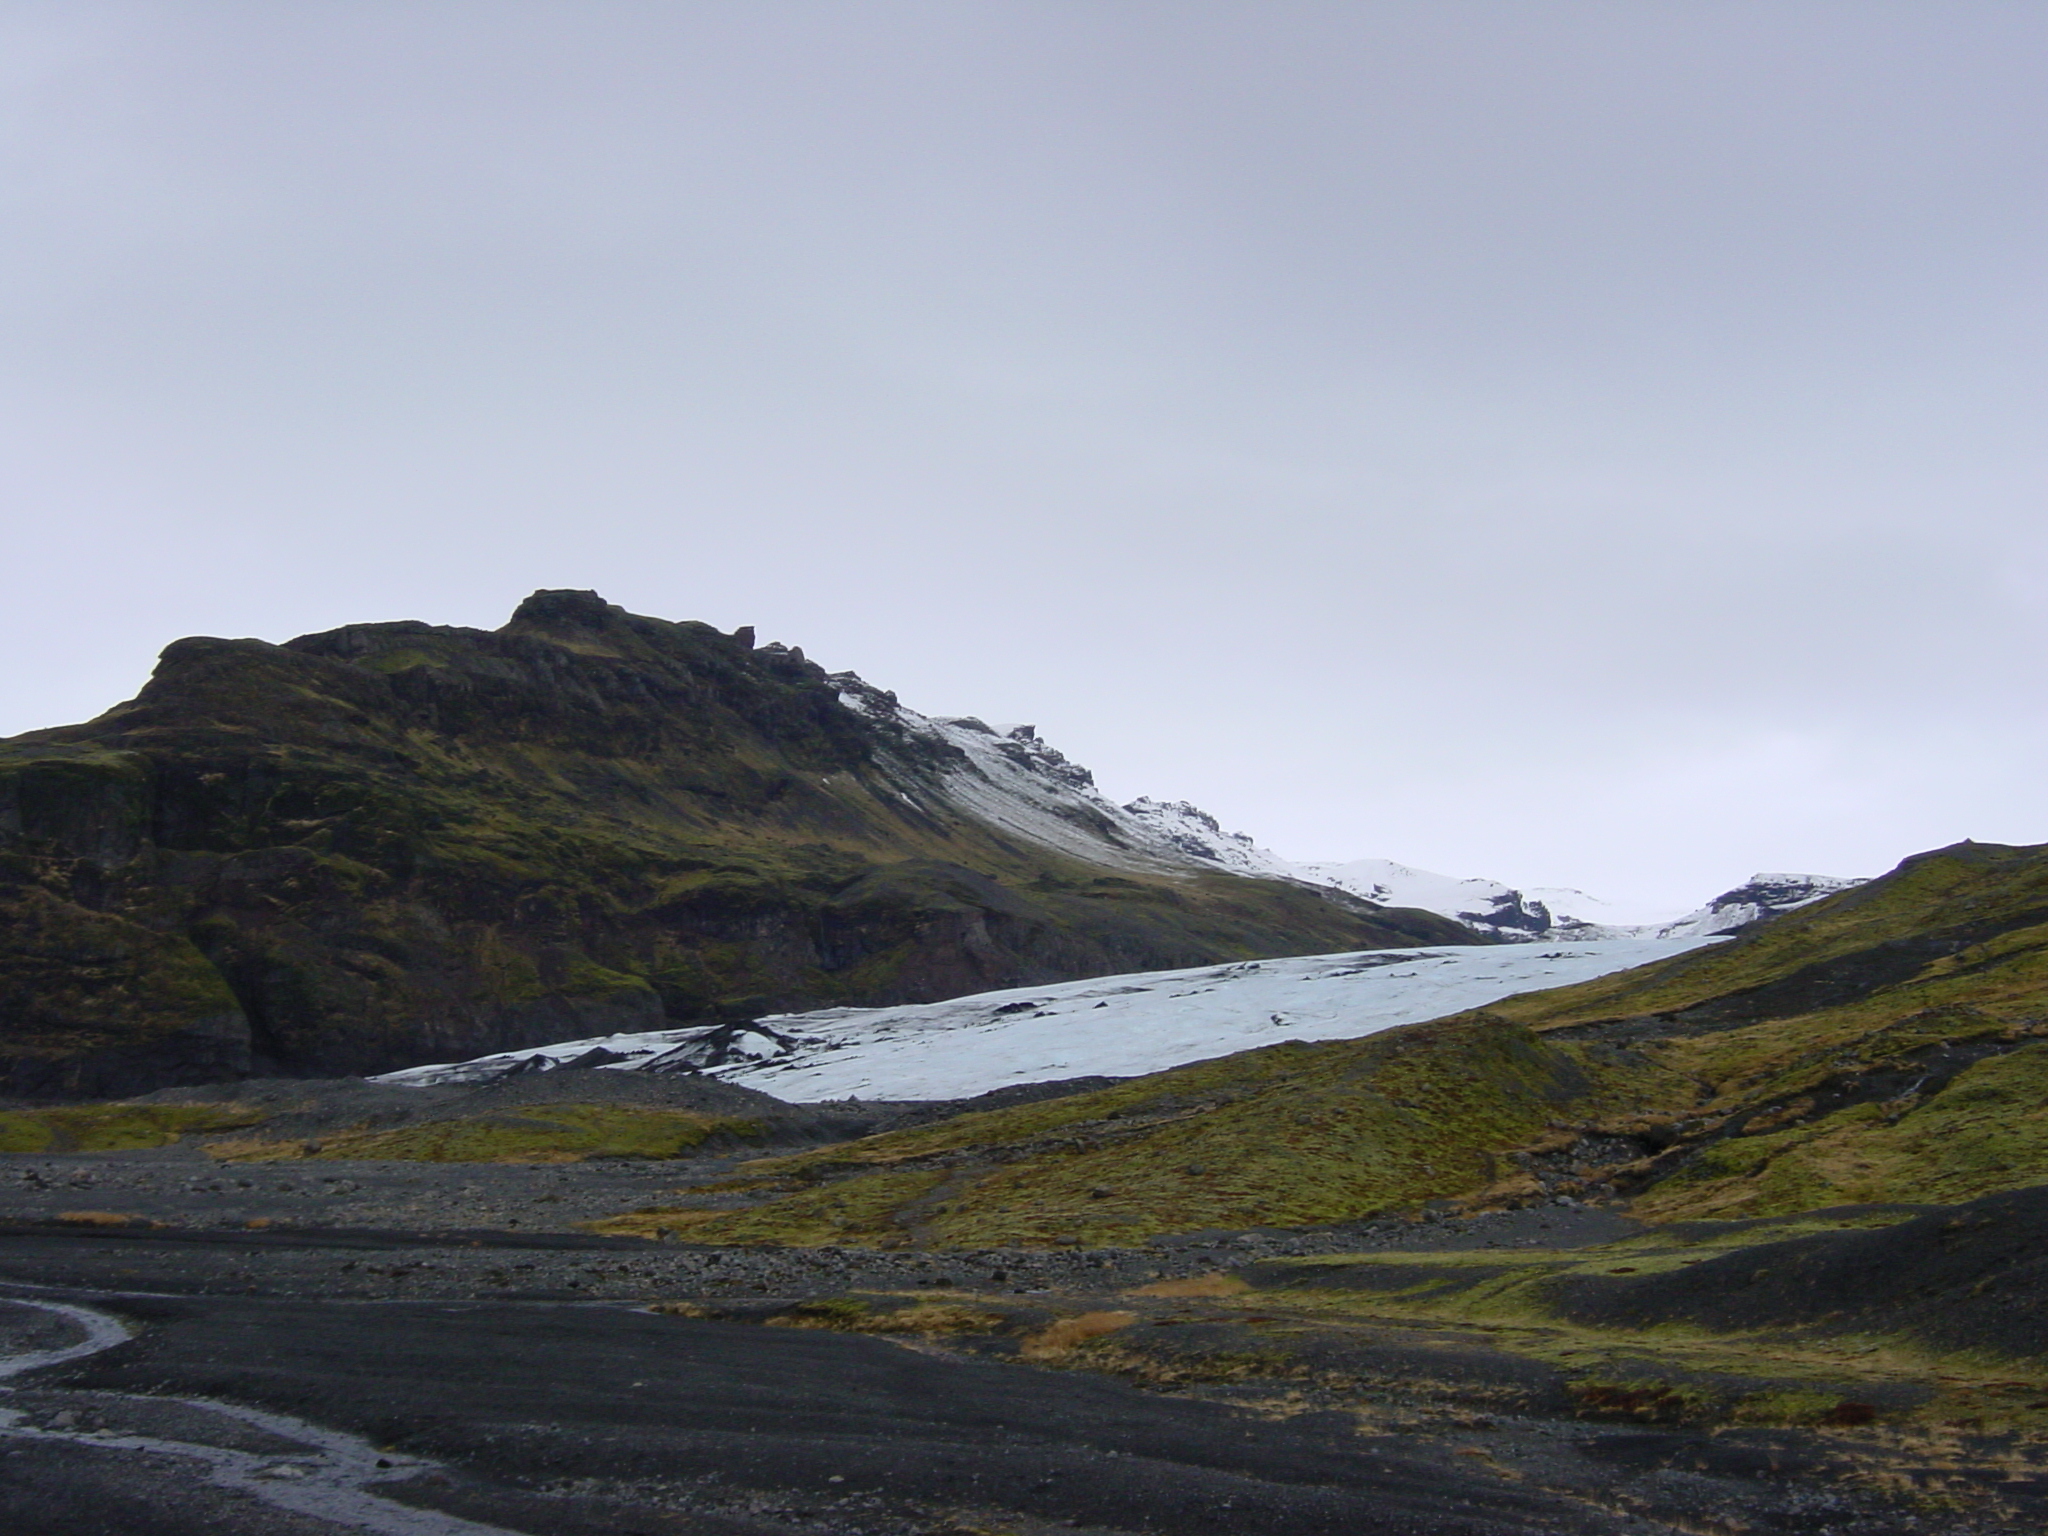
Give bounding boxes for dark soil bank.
[1554,1185,2048,1357]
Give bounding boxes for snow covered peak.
[1653,873,1865,938]
[1279,858,1865,942]
[828,672,1297,878]
[1117,798,1295,877]
[1285,858,1561,939]
[934,717,1100,795]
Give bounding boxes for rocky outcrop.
[0,592,1466,1097]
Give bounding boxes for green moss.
[594,1167,948,1245]
[0,1102,265,1154]
[0,884,243,1072]
[1728,1389,1859,1425]
[1500,844,2048,1033]
[355,649,440,674]
[214,1104,760,1163]
[1638,1045,2048,1219]
[610,1017,1632,1247]
[559,956,656,999]
[1231,1233,2004,1430]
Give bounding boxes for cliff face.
[0,591,1466,1097]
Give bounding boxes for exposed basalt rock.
[0,592,1461,1097]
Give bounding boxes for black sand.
[3,1082,2047,1534]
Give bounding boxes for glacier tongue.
[375,935,1719,1101]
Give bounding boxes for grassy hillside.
[0,590,1460,1096]
[594,1014,1661,1245]
[599,839,2048,1245]
[1200,1187,2048,1433]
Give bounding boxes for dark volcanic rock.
[0,592,1461,1097]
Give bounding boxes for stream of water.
[0,1292,521,1534]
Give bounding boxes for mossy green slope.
[206,1103,760,1164]
[598,839,2048,1246]
[0,589,1462,1096]
[1486,839,2048,1218]
[0,1101,266,1154]
[1230,1193,2048,1430]
[594,1012,1660,1245]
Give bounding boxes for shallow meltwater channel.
[0,1295,517,1535]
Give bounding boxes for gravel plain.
[0,1076,2039,1535]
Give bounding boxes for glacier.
[376,935,1720,1101]
[368,677,1853,1103]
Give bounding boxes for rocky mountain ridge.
[0,590,1464,1098]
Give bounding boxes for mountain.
[1274,859,1864,942]
[0,590,1467,1098]
[598,838,2048,1248]
[1285,857,1583,939]
[1077,812,1866,943]
[374,934,1718,1097]
[1651,871,1866,937]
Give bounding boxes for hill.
[597,838,2048,1246]
[0,591,1463,1097]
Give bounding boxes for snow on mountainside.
[1655,873,1868,938]
[1282,862,1868,942]
[1118,797,1293,877]
[1286,858,1563,939]
[375,936,1720,1101]
[827,672,1864,943]
[831,674,1250,878]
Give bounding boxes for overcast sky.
[3,2,2043,914]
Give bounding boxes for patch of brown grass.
[1020,1310,1138,1359]
[864,1304,1007,1336]
[202,1138,305,1163]
[1126,1271,1247,1298]
[763,1299,1007,1336]
[54,1210,137,1227]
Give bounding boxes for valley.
[4,597,2046,1533]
